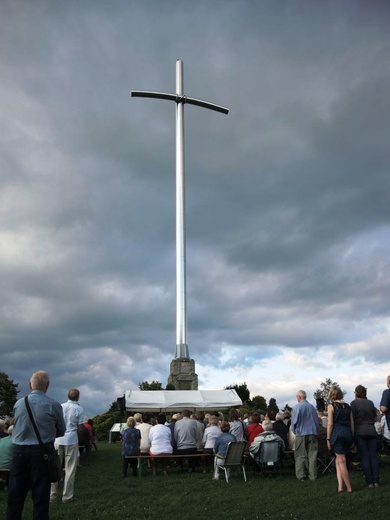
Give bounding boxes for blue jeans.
[354,435,379,485]
[7,444,51,520]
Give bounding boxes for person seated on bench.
[137,413,152,456]
[0,425,13,486]
[0,420,8,439]
[229,409,246,442]
[148,413,173,476]
[191,413,205,451]
[246,412,264,446]
[174,409,199,473]
[273,412,289,449]
[121,417,141,478]
[203,416,221,454]
[202,416,221,473]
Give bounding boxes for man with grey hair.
[50,388,85,504]
[249,420,284,469]
[190,413,205,451]
[7,371,65,520]
[291,389,319,481]
[174,409,199,473]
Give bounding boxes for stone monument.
[168,358,198,391]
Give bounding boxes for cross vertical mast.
[131,60,228,361]
[175,60,188,358]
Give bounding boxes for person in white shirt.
[202,416,221,473]
[228,409,246,441]
[136,414,153,455]
[148,413,172,475]
[50,389,85,503]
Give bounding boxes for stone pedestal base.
[168,358,198,390]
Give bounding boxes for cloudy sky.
[1,1,390,417]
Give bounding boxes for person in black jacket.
[273,412,289,449]
[351,384,379,488]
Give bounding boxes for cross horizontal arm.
[131,90,176,102]
[185,96,229,115]
[131,90,229,115]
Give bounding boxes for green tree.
[251,395,267,413]
[165,383,175,390]
[138,380,163,390]
[314,378,346,408]
[225,382,250,403]
[267,397,279,414]
[93,401,127,441]
[0,371,19,416]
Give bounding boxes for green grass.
[1,443,389,519]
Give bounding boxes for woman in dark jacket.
[351,385,379,488]
[121,417,141,477]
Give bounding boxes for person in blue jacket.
[213,421,236,480]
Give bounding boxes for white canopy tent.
[108,390,242,442]
[124,389,242,412]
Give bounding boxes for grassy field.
[1,442,389,520]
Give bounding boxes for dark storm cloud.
[1,1,389,414]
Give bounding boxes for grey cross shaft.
[131,60,229,360]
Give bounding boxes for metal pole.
[175,60,189,358]
[131,61,228,360]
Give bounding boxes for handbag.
[24,396,63,483]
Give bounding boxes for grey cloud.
[1,1,390,415]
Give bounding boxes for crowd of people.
[119,375,390,488]
[1,371,390,517]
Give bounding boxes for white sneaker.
[50,495,57,503]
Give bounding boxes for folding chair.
[317,439,335,475]
[252,438,283,476]
[215,441,247,483]
[317,453,335,475]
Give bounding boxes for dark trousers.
[355,435,379,485]
[175,447,197,470]
[7,444,51,520]
[122,457,138,476]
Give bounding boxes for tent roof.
[124,389,242,412]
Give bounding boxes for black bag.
[24,396,63,483]
[43,445,62,483]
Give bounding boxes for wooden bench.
[125,453,213,477]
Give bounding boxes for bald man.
[7,371,65,520]
[291,390,319,481]
[50,388,85,504]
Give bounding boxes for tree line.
[0,371,344,441]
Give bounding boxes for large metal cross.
[131,60,229,360]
